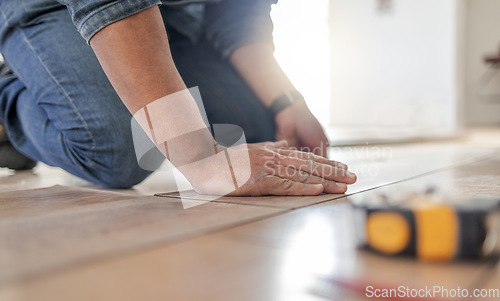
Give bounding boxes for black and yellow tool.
[354,192,500,261]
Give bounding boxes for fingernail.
[313,184,324,191]
[346,171,356,179]
[336,182,347,190]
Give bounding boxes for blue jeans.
[0,4,276,188]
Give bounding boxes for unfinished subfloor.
[1,127,499,301]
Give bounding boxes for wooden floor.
[0,128,499,301]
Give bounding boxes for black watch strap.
[268,90,304,117]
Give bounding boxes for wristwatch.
[268,90,304,117]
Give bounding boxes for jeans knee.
[97,162,153,189]
[63,120,162,188]
[91,133,162,189]
[92,161,156,189]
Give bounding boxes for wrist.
[268,90,305,118]
[274,97,309,124]
[132,89,218,174]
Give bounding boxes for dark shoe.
[0,124,36,170]
[0,59,12,77]
[0,124,37,170]
[0,60,37,170]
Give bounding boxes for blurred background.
[272,0,500,144]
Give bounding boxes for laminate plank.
[0,185,144,219]
[222,153,500,246]
[0,236,326,301]
[331,144,497,194]
[157,145,497,209]
[0,201,487,301]
[346,151,500,200]
[212,155,500,299]
[222,202,488,282]
[156,190,346,209]
[0,187,284,286]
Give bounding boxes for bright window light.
[271,0,331,128]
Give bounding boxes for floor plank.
[0,235,326,301]
[0,185,145,219]
[332,144,497,194]
[1,202,487,301]
[156,145,497,209]
[346,151,500,201]
[156,190,346,209]
[221,202,489,286]
[0,187,284,286]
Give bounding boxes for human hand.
[185,140,356,197]
[275,101,329,157]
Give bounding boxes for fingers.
[270,164,348,194]
[275,148,348,170]
[253,140,288,149]
[221,141,355,197]
[263,175,324,196]
[271,140,288,148]
[274,153,357,184]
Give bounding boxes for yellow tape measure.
[355,194,500,261]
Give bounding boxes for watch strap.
[268,90,304,117]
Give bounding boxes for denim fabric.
[0,2,275,188]
[162,3,205,44]
[55,0,276,58]
[204,0,277,58]
[165,25,276,141]
[59,0,162,43]
[164,0,277,58]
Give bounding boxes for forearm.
[90,6,185,113]
[230,42,329,157]
[229,43,302,107]
[90,7,215,175]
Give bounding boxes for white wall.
[464,0,500,125]
[329,0,462,143]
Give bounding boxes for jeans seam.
[13,25,98,169]
[78,1,128,37]
[79,0,161,42]
[0,5,7,27]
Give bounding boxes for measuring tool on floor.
[353,190,500,261]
